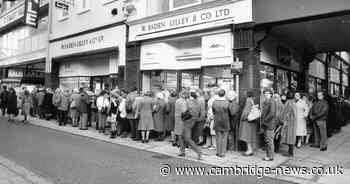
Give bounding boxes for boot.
[288,145,294,157]
[110,131,116,139]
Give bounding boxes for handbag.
[247,104,261,122]
[181,100,192,121]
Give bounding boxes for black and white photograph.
[0,0,349,183]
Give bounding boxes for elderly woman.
[295,92,310,148]
[153,92,166,141]
[204,88,219,149]
[279,91,297,156]
[174,91,187,147]
[138,91,155,143]
[21,90,32,123]
[239,90,259,156]
[164,90,177,145]
[70,89,80,127]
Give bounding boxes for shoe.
[320,147,327,151]
[243,152,254,156]
[142,140,145,143]
[262,157,274,161]
[310,145,320,148]
[178,153,185,157]
[197,153,203,160]
[208,146,216,150]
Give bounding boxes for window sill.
[103,0,118,6]
[58,16,69,22]
[77,8,91,15]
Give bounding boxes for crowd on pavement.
[0,84,349,161]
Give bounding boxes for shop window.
[181,70,200,89]
[330,83,340,97]
[276,69,289,94]
[260,64,274,89]
[77,0,91,14]
[147,0,169,16]
[309,77,316,94]
[170,0,200,10]
[58,8,69,21]
[150,71,178,91]
[203,66,235,92]
[291,72,298,91]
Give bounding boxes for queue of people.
[0,84,347,161]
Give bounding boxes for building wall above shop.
[254,0,350,25]
[50,0,125,41]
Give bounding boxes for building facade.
[126,0,252,97]
[47,0,127,91]
[0,0,48,89]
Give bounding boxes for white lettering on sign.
[61,35,104,50]
[138,6,232,35]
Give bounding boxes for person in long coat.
[137,91,155,143]
[21,90,32,123]
[212,89,231,157]
[7,88,17,122]
[295,92,310,148]
[70,89,80,127]
[153,92,166,141]
[179,91,202,160]
[239,90,259,156]
[226,90,240,151]
[174,91,187,146]
[279,92,297,156]
[164,91,177,145]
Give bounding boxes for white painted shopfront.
[49,25,126,90]
[128,0,252,92]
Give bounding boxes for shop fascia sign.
[133,3,234,39]
[0,0,39,29]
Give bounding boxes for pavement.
[0,116,295,184]
[0,115,348,183]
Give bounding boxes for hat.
[263,88,273,94]
[226,90,237,101]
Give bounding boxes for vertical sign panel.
[25,0,39,27]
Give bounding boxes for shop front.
[259,35,301,93]
[48,25,126,91]
[128,0,252,94]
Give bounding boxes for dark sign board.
[24,0,39,27]
[55,1,69,10]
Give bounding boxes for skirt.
[70,108,79,119]
[174,115,183,136]
[239,120,258,144]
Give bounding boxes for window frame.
[58,8,69,21]
[169,0,202,11]
[77,0,91,15]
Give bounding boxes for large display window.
[180,70,200,89]
[203,66,236,92]
[276,69,289,94]
[150,71,178,91]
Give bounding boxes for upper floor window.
[170,0,201,10]
[77,0,91,14]
[58,8,69,21]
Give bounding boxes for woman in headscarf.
[174,90,188,147]
[137,91,155,143]
[279,91,297,156]
[153,92,166,141]
[239,90,259,156]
